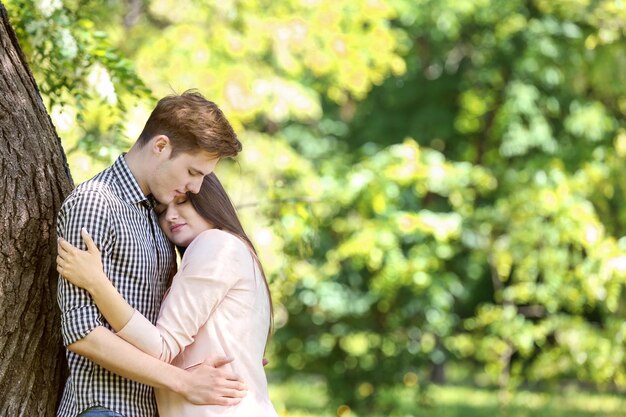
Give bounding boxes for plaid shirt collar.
[110,154,155,208]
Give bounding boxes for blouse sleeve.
[116,229,250,362]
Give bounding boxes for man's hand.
[181,356,247,406]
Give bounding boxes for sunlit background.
[8,0,626,415]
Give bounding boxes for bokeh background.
[7,0,626,415]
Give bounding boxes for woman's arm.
[57,228,135,332]
[58,228,249,363]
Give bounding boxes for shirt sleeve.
[115,230,249,362]
[57,190,115,346]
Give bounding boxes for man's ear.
[152,135,170,155]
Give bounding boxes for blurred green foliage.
[7,0,626,413]
[269,379,626,417]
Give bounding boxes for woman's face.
[155,195,213,247]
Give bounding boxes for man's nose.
[188,178,202,194]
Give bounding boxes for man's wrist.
[166,367,189,395]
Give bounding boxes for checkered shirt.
[56,155,175,417]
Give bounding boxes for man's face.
[148,149,219,205]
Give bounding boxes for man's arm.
[69,326,246,405]
[57,191,246,404]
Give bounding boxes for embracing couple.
[55,91,278,417]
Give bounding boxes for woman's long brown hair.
[187,173,273,343]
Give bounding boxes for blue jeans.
[77,406,124,417]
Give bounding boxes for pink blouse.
[117,229,277,417]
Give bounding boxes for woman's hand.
[57,228,107,293]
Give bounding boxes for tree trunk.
[0,3,74,416]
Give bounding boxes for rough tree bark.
[0,2,73,416]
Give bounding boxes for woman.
[56,173,278,417]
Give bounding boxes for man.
[56,91,246,417]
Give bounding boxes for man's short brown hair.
[137,90,241,158]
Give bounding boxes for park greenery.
[7,0,626,414]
